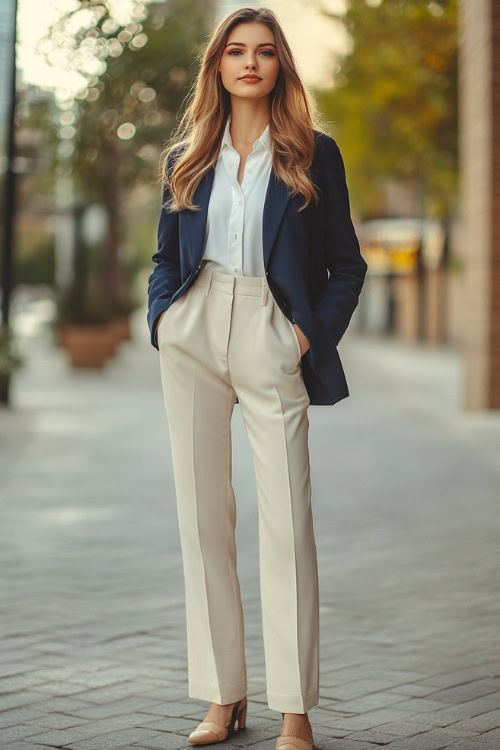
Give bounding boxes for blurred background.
[1,2,500,749]
[1,0,498,408]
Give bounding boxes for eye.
[227,49,274,57]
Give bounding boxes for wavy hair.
[158,6,328,213]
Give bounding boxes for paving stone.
[65,729,170,748]
[402,742,489,750]
[0,707,44,728]
[318,679,417,701]
[0,691,49,711]
[18,696,95,714]
[14,726,95,745]
[0,722,52,744]
[65,696,166,720]
[24,681,93,697]
[368,720,441,737]
[136,741,237,750]
[138,716,200,733]
[382,685,439,698]
[382,728,489,749]
[477,727,500,744]
[383,698,461,715]
[341,728,399,744]
[423,681,500,706]
[294,739,372,750]
[416,670,500,690]
[377,735,451,749]
[448,709,500,733]
[310,708,422,732]
[0,662,35,679]
[23,713,89,730]
[0,674,48,692]
[65,680,161,703]
[414,696,500,728]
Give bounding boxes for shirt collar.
[218,115,272,159]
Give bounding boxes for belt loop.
[261,283,268,306]
[204,270,213,296]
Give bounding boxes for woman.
[147,7,367,750]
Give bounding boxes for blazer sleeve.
[147,150,183,350]
[312,136,368,346]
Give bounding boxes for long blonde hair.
[159,6,328,213]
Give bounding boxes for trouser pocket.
[273,299,302,364]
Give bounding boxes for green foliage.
[0,325,24,375]
[56,281,115,326]
[41,0,214,202]
[14,226,56,286]
[34,0,216,321]
[315,0,458,219]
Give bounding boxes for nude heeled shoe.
[188,696,247,744]
[275,711,315,750]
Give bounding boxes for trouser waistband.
[193,267,269,305]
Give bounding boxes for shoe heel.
[236,700,247,729]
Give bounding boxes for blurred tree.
[39,0,216,309]
[3,87,60,288]
[315,0,458,220]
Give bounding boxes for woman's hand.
[293,323,310,356]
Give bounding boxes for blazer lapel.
[262,169,291,270]
[187,164,291,272]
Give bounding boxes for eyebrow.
[224,42,276,48]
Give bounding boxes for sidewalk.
[0,308,499,750]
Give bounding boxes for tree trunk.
[102,142,123,307]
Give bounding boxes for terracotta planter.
[62,324,114,368]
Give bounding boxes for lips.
[240,76,261,81]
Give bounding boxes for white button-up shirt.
[200,115,272,277]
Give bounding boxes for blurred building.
[459,0,500,409]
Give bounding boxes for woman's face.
[218,22,280,99]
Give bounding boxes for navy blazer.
[147,130,368,406]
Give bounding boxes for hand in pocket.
[156,309,168,338]
[293,323,310,356]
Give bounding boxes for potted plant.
[57,287,116,368]
[0,325,24,404]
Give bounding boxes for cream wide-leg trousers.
[157,267,320,713]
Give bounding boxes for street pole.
[1,0,18,329]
